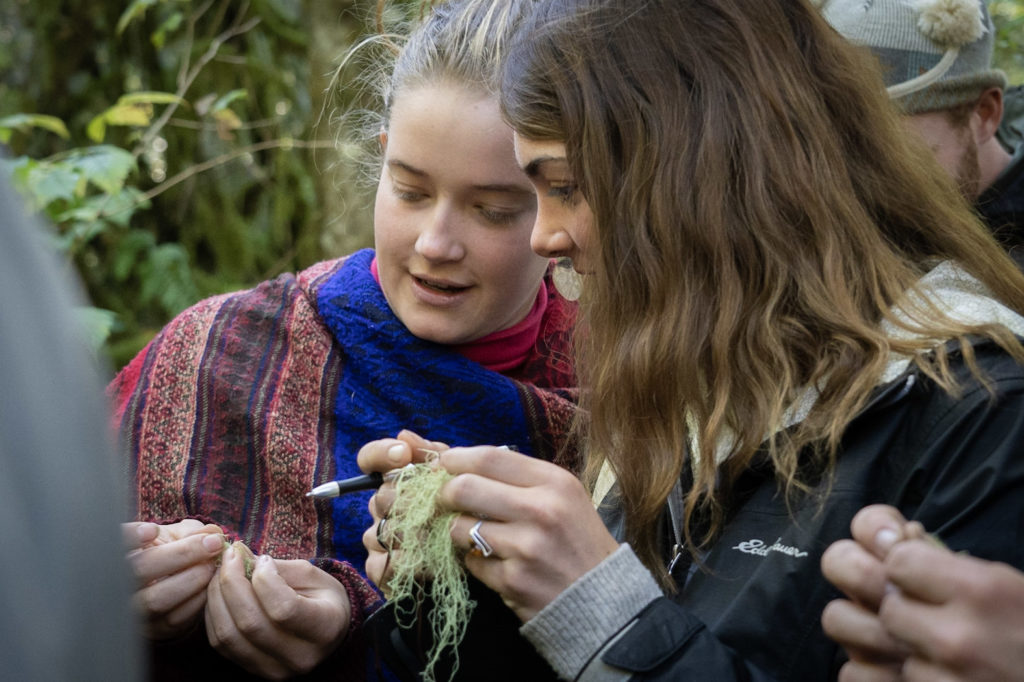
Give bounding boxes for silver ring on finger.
[468,519,494,558]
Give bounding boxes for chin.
[407,323,464,346]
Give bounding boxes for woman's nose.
[529,211,575,259]
[415,203,466,262]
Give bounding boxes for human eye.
[547,182,579,205]
[390,180,426,203]
[478,205,524,226]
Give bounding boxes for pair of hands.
[123,519,350,679]
[359,430,619,622]
[821,504,1024,682]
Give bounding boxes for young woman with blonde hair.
[112,1,577,679]
[361,0,1024,679]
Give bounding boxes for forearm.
[522,545,777,681]
[521,545,659,678]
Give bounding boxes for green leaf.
[139,243,198,315]
[86,115,107,143]
[112,230,156,281]
[65,218,110,246]
[118,91,187,107]
[67,146,137,196]
[103,103,153,127]
[87,93,186,142]
[0,156,32,186]
[55,203,102,225]
[151,12,184,49]
[96,186,149,227]
[211,89,248,112]
[25,162,81,208]
[213,108,243,132]
[0,113,70,139]
[54,187,147,229]
[116,0,158,36]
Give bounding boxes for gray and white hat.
[819,0,1008,114]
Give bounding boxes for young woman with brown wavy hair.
[359,0,1024,679]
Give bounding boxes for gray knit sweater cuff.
[519,544,663,680]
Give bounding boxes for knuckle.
[957,564,1002,604]
[446,474,473,501]
[206,620,230,649]
[501,562,534,602]
[530,502,562,531]
[884,541,914,569]
[283,651,319,675]
[134,587,170,617]
[265,596,300,625]
[375,488,397,515]
[930,624,978,667]
[233,610,266,638]
[162,605,199,633]
[516,530,549,563]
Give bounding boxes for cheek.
[932,145,966,179]
[564,203,593,247]
[373,193,412,252]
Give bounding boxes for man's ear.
[378,129,388,152]
[972,87,1004,144]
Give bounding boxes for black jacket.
[370,338,1024,681]
[978,144,1024,265]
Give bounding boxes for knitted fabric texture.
[108,248,579,681]
[821,0,1007,114]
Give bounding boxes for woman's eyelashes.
[390,179,526,226]
[391,180,427,203]
[546,181,579,205]
[477,206,522,225]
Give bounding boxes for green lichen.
[219,538,256,580]
[382,462,474,682]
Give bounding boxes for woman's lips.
[414,275,468,292]
[411,274,471,304]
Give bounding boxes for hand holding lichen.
[218,539,256,580]
[382,461,475,682]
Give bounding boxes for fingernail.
[883,581,899,596]
[387,443,408,464]
[876,528,900,553]
[257,555,275,572]
[202,534,225,553]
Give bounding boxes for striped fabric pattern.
[108,250,579,664]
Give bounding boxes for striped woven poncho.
[109,249,579,680]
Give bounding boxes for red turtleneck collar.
[371,256,547,372]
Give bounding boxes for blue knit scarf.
[316,249,534,573]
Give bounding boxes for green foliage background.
[992,0,1024,83]
[1,0,1022,370]
[1,0,382,369]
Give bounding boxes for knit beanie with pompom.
[818,0,1007,114]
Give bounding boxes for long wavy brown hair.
[501,0,1024,588]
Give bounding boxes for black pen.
[305,465,413,499]
[306,446,512,499]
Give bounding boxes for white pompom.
[910,0,985,47]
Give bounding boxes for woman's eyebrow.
[386,159,426,177]
[389,158,531,195]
